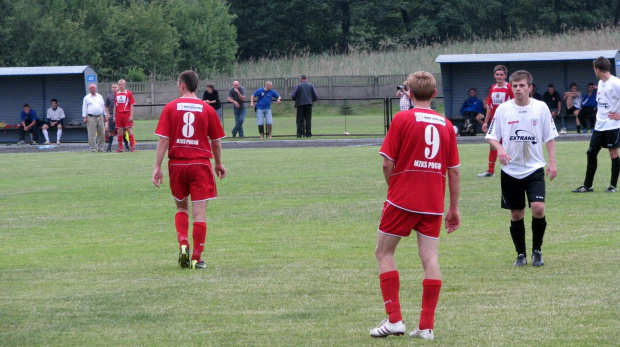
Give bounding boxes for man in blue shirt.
[18,103,39,145]
[579,83,598,133]
[460,88,484,132]
[250,81,281,138]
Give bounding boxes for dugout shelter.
[0,65,98,143]
[437,50,620,131]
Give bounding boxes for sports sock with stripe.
[379,270,402,323]
[488,149,498,174]
[192,222,207,262]
[175,212,189,247]
[419,279,442,330]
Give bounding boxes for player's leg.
[526,169,547,266]
[574,109,582,133]
[117,127,125,152]
[56,122,62,144]
[412,232,441,340]
[126,125,135,151]
[608,146,619,192]
[190,200,208,269]
[501,170,528,265]
[42,123,50,144]
[174,197,191,268]
[584,135,602,188]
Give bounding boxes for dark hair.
[547,84,555,88]
[494,65,508,74]
[532,83,536,87]
[588,82,595,86]
[23,103,30,108]
[206,83,215,90]
[593,56,610,72]
[51,98,58,103]
[469,88,477,92]
[509,70,533,86]
[569,82,578,88]
[178,70,199,92]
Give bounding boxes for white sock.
[43,129,49,142]
[57,129,62,142]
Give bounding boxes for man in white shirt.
[486,70,558,267]
[82,83,108,152]
[42,98,65,144]
[572,56,620,193]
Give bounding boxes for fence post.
[150,81,155,118]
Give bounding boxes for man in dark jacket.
[291,75,318,137]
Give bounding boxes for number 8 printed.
[182,112,195,138]
[424,125,440,159]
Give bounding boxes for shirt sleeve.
[59,108,65,119]
[379,115,402,161]
[485,108,501,141]
[252,89,261,97]
[128,91,136,105]
[447,123,461,168]
[82,96,88,118]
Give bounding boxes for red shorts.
[168,161,216,202]
[378,202,442,239]
[115,112,133,129]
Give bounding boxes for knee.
[375,246,392,263]
[531,203,545,218]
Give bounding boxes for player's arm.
[211,140,226,179]
[152,136,169,188]
[382,157,394,185]
[129,103,134,122]
[545,140,557,181]
[487,138,510,164]
[445,167,461,233]
[250,94,255,107]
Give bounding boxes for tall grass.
[219,26,619,78]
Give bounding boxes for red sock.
[419,279,442,330]
[379,271,402,323]
[129,134,135,148]
[488,149,498,174]
[175,212,189,247]
[117,135,124,150]
[192,222,207,261]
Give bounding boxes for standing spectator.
[460,88,484,131]
[18,103,39,145]
[227,80,246,138]
[152,70,226,270]
[291,74,318,137]
[114,79,136,152]
[250,81,281,138]
[564,82,583,133]
[479,65,514,177]
[369,71,460,340]
[572,56,620,193]
[395,81,412,111]
[579,83,598,133]
[82,84,107,152]
[105,83,128,152]
[542,84,564,133]
[486,70,558,267]
[531,83,543,100]
[202,83,223,123]
[42,99,65,145]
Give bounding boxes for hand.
[482,123,488,133]
[250,102,254,107]
[546,163,557,181]
[445,209,460,233]
[214,164,226,179]
[152,167,163,187]
[609,112,620,120]
[83,117,88,124]
[128,116,133,122]
[498,148,511,165]
[276,99,281,104]
[234,102,240,108]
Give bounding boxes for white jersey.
[46,107,65,121]
[595,75,620,131]
[570,91,582,109]
[486,98,558,179]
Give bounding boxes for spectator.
[396,81,412,111]
[542,84,564,133]
[579,83,598,133]
[564,82,583,133]
[227,80,246,138]
[114,79,136,152]
[531,83,543,100]
[291,74,318,138]
[41,98,65,145]
[460,88,484,132]
[18,103,39,145]
[202,83,223,123]
[105,83,129,152]
[250,81,281,138]
[477,96,489,127]
[82,83,107,152]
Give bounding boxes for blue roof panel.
[0,66,92,76]
[436,50,618,64]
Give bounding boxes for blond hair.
[407,71,436,101]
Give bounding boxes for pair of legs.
[174,198,208,268]
[86,115,105,151]
[232,107,246,137]
[582,135,620,189]
[42,121,62,143]
[256,108,273,138]
[566,107,582,132]
[479,139,502,177]
[578,106,597,130]
[19,121,39,143]
[296,104,312,137]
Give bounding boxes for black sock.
[510,219,526,256]
[258,125,264,135]
[531,216,547,252]
[611,157,620,188]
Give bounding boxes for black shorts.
[108,116,116,132]
[501,168,546,210]
[589,128,620,149]
[45,119,64,128]
[567,106,580,115]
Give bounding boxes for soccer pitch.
[0,142,618,346]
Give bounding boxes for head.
[177,70,199,94]
[89,83,97,95]
[206,83,215,93]
[593,56,611,79]
[547,84,555,93]
[588,82,596,93]
[531,83,537,91]
[569,82,578,92]
[300,74,307,81]
[51,98,58,109]
[112,83,119,93]
[118,79,126,91]
[23,103,30,113]
[265,81,273,90]
[494,65,508,83]
[509,70,533,101]
[407,71,436,102]
[468,88,477,97]
[233,80,240,89]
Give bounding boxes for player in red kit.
[152,70,226,270]
[479,65,514,177]
[370,71,461,340]
[115,79,136,152]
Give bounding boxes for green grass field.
[1,142,618,346]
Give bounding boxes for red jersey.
[380,108,460,215]
[487,83,514,118]
[154,97,225,163]
[115,89,135,113]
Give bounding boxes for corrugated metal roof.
[436,50,618,64]
[0,66,92,76]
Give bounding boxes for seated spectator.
[477,96,489,128]
[396,81,412,111]
[41,98,65,144]
[460,88,484,131]
[531,83,542,100]
[543,84,564,133]
[563,82,583,133]
[579,82,598,133]
[18,103,39,145]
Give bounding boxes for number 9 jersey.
[155,97,226,163]
[380,108,460,215]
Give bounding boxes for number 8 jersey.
[380,108,460,215]
[155,97,225,163]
